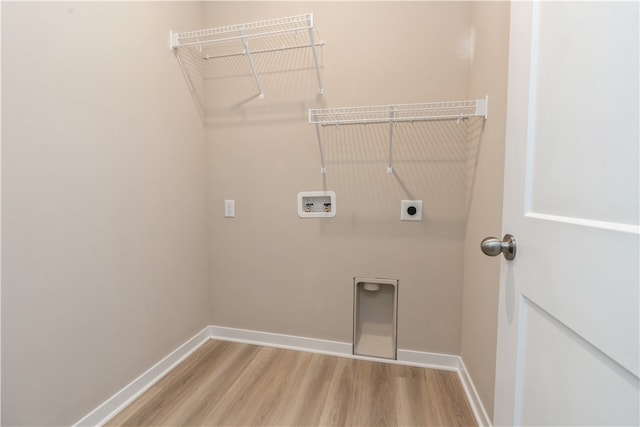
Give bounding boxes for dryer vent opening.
[353,277,398,360]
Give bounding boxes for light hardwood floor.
[106,340,477,426]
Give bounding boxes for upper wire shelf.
[171,14,319,53]
[309,97,488,173]
[170,13,324,112]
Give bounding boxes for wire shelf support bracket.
[308,97,489,174]
[170,13,325,104]
[239,28,264,99]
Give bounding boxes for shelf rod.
[239,29,264,100]
[203,41,325,60]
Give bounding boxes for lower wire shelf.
[309,97,488,173]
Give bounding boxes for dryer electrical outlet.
[400,200,423,221]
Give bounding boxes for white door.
[493,2,639,426]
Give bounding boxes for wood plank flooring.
[106,340,477,426]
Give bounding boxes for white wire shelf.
[171,14,317,50]
[309,97,488,173]
[170,13,324,108]
[309,98,488,126]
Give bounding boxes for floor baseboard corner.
[73,326,211,427]
[208,325,352,357]
[458,357,492,427]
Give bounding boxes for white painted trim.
[73,326,212,427]
[210,326,464,371]
[458,357,492,427]
[76,325,490,427]
[396,348,459,371]
[209,325,352,357]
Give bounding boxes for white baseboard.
[76,325,490,427]
[208,325,352,357]
[73,326,211,427]
[458,357,492,427]
[209,325,463,371]
[396,348,460,371]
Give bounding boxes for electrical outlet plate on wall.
[400,200,423,221]
[224,199,235,218]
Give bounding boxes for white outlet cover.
[224,199,235,218]
[401,200,423,221]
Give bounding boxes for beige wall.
[1,2,210,425]
[205,2,474,353]
[461,1,511,422]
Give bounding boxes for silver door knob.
[481,234,516,260]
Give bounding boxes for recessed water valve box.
[401,200,423,221]
[298,191,336,218]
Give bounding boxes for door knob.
[481,234,516,260]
